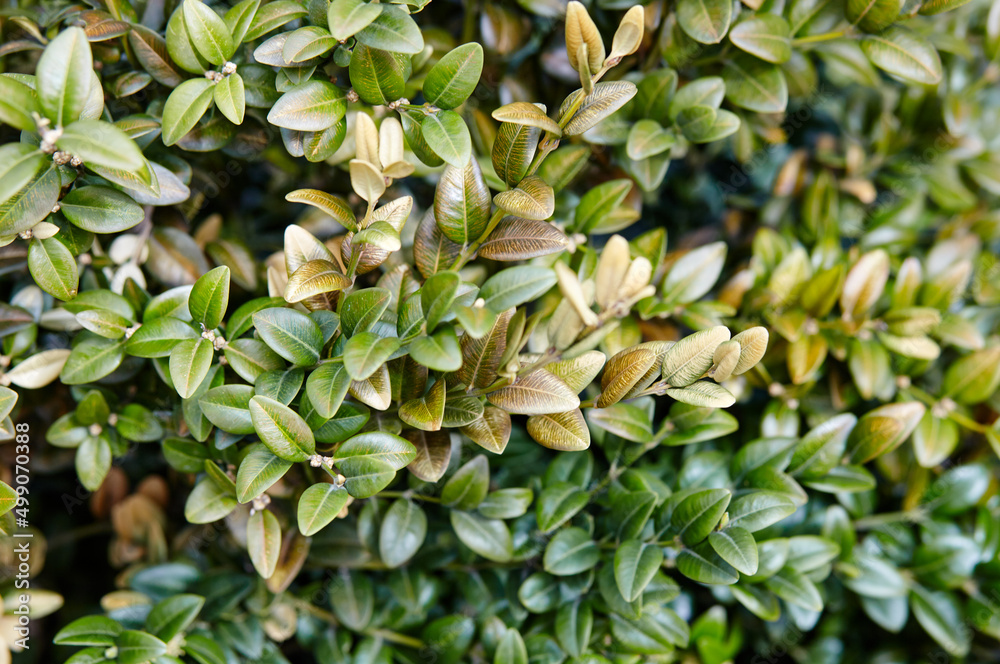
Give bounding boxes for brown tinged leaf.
[562,81,637,136]
[491,101,561,135]
[492,120,540,188]
[460,406,512,454]
[840,249,889,321]
[547,350,606,392]
[787,334,827,385]
[661,326,731,388]
[459,307,514,389]
[349,363,392,410]
[341,230,390,276]
[598,346,657,408]
[608,5,645,62]
[566,1,605,74]
[434,157,491,244]
[488,370,580,415]
[527,409,590,451]
[405,428,451,482]
[284,259,352,303]
[848,402,925,464]
[622,340,674,399]
[731,326,769,375]
[595,235,631,309]
[414,209,462,279]
[493,176,555,221]
[554,261,598,326]
[711,340,741,382]
[398,378,446,431]
[479,217,569,261]
[285,190,356,231]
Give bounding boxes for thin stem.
[377,490,441,503]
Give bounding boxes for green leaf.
[214,73,245,124]
[909,586,971,656]
[115,630,168,664]
[54,616,123,646]
[28,237,79,301]
[328,0,382,41]
[36,26,93,125]
[189,266,230,330]
[58,119,148,174]
[127,317,197,358]
[349,44,409,106]
[145,594,204,642]
[434,159,490,244]
[297,483,350,535]
[587,402,653,443]
[543,527,599,576]
[725,491,797,532]
[450,510,513,562]
[0,161,61,237]
[332,571,374,630]
[76,435,111,491]
[442,455,490,509]
[305,361,351,419]
[409,327,463,371]
[170,337,214,399]
[333,431,416,470]
[728,15,791,64]
[721,56,788,113]
[708,527,758,575]
[236,445,293,502]
[355,5,424,54]
[676,541,739,584]
[861,27,943,85]
[244,1,307,41]
[61,337,125,384]
[283,26,336,62]
[184,477,237,523]
[183,0,235,65]
[626,120,676,161]
[494,627,528,664]
[677,0,732,44]
[224,0,261,43]
[424,43,484,109]
[610,606,689,654]
[0,75,40,131]
[480,266,557,312]
[422,110,472,168]
[59,186,143,233]
[268,80,346,131]
[672,488,731,546]
[253,307,323,366]
[379,499,427,567]
[846,0,901,31]
[555,601,593,658]
[536,482,589,533]
[162,78,215,146]
[614,540,664,602]
[249,395,316,461]
[763,567,822,611]
[247,508,281,578]
[343,332,400,381]
[341,288,391,336]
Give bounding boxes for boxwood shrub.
[1,0,999,662]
